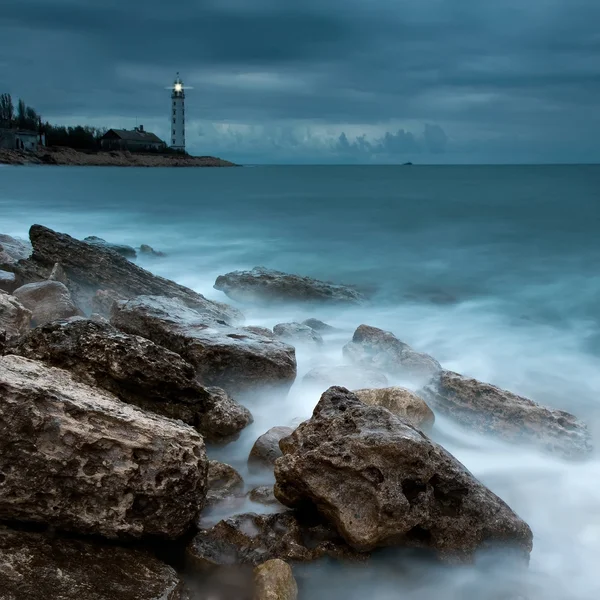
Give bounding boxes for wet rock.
[140,244,166,257]
[0,233,32,267]
[187,511,362,568]
[254,559,298,600]
[214,266,366,306]
[422,370,592,458]
[207,460,244,506]
[24,225,241,322]
[248,486,286,510]
[248,426,294,473]
[273,322,323,346]
[0,330,6,355]
[302,365,388,391]
[0,355,207,538]
[84,235,137,258]
[91,288,128,317]
[48,261,68,285]
[343,325,441,383]
[274,387,533,560]
[353,386,435,432]
[11,318,252,442]
[0,293,31,339]
[0,269,16,293]
[302,318,336,333]
[0,526,187,600]
[111,296,296,394]
[13,280,80,326]
[244,325,277,339]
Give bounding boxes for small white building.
[0,128,44,151]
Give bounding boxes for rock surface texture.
[301,318,336,333]
[11,318,252,441]
[302,365,388,391]
[214,267,365,305]
[207,460,245,506]
[273,322,323,346]
[353,386,435,432]
[0,355,207,538]
[343,325,442,383]
[83,236,137,258]
[13,280,80,326]
[0,234,32,268]
[274,387,533,560]
[253,559,298,600]
[0,293,31,339]
[0,269,16,293]
[111,295,297,394]
[248,426,294,472]
[423,370,592,458]
[0,526,187,600]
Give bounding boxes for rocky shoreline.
[0,146,237,167]
[0,226,593,599]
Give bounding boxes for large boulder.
[11,318,252,442]
[0,355,207,538]
[187,511,362,568]
[248,426,294,473]
[302,365,388,391]
[353,386,435,432]
[273,322,323,346]
[254,559,298,600]
[0,234,32,268]
[0,293,31,339]
[343,325,441,383]
[0,526,187,600]
[111,296,297,394]
[422,370,592,458]
[83,235,137,258]
[214,266,365,305]
[19,225,240,322]
[13,280,80,326]
[274,387,533,560]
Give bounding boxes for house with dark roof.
[100,126,166,152]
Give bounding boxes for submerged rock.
[0,355,207,538]
[0,293,31,339]
[187,511,362,567]
[253,559,298,600]
[302,365,388,391]
[13,280,80,326]
[214,266,366,305]
[111,295,297,394]
[0,526,187,600]
[140,244,166,257]
[22,225,240,322]
[343,325,441,383]
[353,386,435,432]
[248,426,294,473]
[84,235,137,258]
[422,370,592,458]
[274,387,533,560]
[207,460,245,506]
[273,322,323,346]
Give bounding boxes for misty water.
[2,164,600,599]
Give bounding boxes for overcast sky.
[1,0,598,164]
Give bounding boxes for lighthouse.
[169,73,187,152]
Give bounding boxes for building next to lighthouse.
[170,74,186,152]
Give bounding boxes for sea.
[1,164,600,599]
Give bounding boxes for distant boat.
[402,162,413,166]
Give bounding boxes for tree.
[17,98,26,129]
[0,93,14,127]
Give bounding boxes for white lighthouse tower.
[169,73,189,152]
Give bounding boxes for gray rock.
[302,318,336,333]
[111,296,297,394]
[207,460,245,506]
[248,426,294,473]
[0,526,187,600]
[273,322,323,346]
[302,365,388,392]
[13,280,80,326]
[0,293,31,339]
[0,234,32,268]
[253,559,298,600]
[274,387,533,560]
[214,266,366,305]
[247,486,286,510]
[140,244,166,257]
[0,269,16,293]
[84,235,137,259]
[48,262,68,285]
[343,325,442,383]
[0,355,207,538]
[422,370,592,458]
[199,387,253,442]
[244,325,277,339]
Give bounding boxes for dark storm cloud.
[1,0,599,163]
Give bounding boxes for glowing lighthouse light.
[166,73,192,152]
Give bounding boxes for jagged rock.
[274,387,533,560]
[13,280,80,326]
[187,511,362,568]
[248,427,294,473]
[11,318,252,442]
[214,267,365,305]
[253,559,298,600]
[0,330,6,355]
[140,244,166,257]
[248,486,286,510]
[422,370,592,458]
[0,293,31,339]
[0,269,16,293]
[244,325,277,339]
[0,355,207,538]
[48,262,68,285]
[207,460,244,506]
[302,318,336,333]
[23,225,241,322]
[343,325,441,383]
[353,386,435,432]
[0,234,32,267]
[302,365,388,391]
[111,296,296,394]
[0,526,187,600]
[91,288,128,317]
[84,235,137,258]
[273,322,323,346]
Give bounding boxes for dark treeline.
[1,92,107,150]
